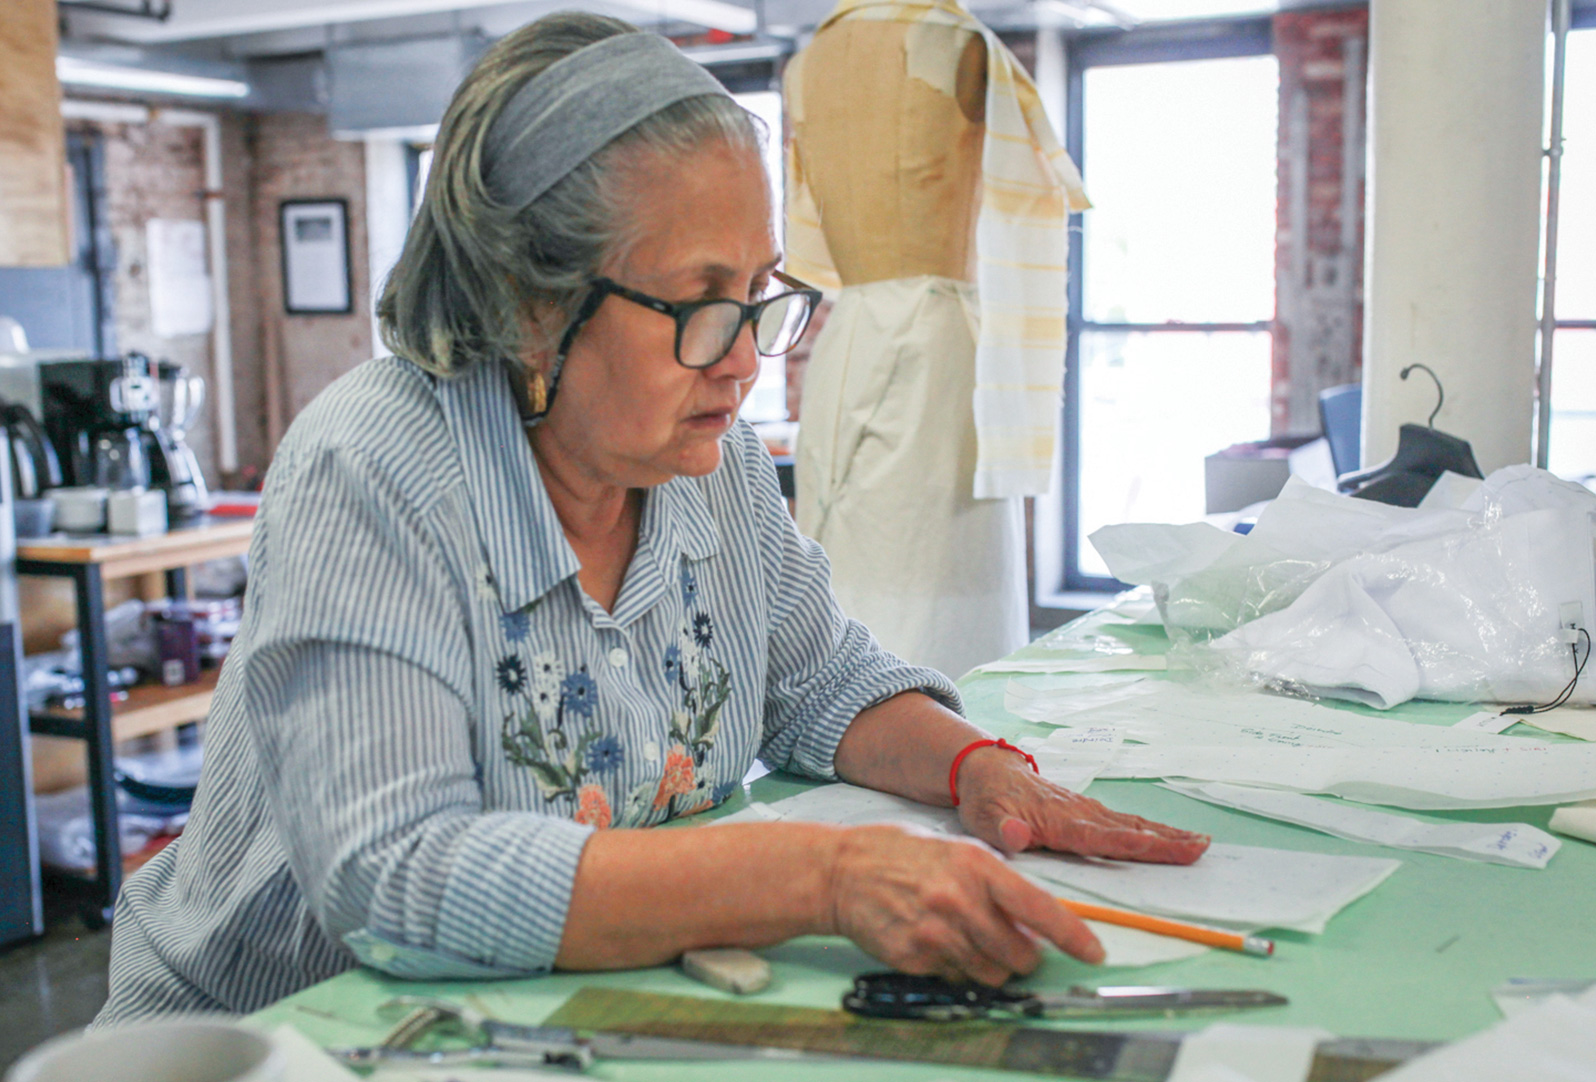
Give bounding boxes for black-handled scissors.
[843,972,1288,1022]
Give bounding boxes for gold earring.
[528,368,548,414]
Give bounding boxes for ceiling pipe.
[1536,0,1571,470]
[59,0,171,21]
[156,108,238,475]
[63,99,239,474]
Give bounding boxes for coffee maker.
[144,361,210,521]
[39,355,157,490]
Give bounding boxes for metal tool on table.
[843,972,1288,1022]
[329,995,839,1073]
[545,987,1439,1082]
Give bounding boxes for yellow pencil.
[1059,898,1275,957]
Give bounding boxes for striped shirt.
[95,355,958,1024]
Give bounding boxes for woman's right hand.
[824,825,1104,987]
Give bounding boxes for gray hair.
[377,12,765,377]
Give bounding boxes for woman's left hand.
[954,746,1211,864]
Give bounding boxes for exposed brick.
[1272,7,1368,439]
[248,112,372,457]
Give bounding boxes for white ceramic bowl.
[47,486,109,533]
[6,1019,286,1082]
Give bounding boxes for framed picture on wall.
[280,199,352,315]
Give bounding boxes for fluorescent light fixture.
[1033,0,1138,28]
[56,56,250,99]
[603,0,757,34]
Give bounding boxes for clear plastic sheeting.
[1089,466,1596,710]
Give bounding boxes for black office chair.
[1318,382,1362,478]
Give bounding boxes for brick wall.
[248,112,372,463]
[1273,7,1369,437]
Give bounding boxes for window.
[1056,20,1279,591]
[732,88,790,424]
[1548,22,1596,481]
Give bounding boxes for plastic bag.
[1090,466,1596,710]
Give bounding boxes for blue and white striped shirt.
[96,355,958,1024]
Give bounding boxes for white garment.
[796,276,1027,677]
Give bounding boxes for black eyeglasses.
[557,269,823,370]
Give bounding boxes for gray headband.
[482,32,732,209]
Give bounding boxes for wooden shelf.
[33,668,220,743]
[17,519,254,581]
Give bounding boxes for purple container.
[155,615,200,686]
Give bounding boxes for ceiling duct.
[326,33,487,135]
[58,0,171,21]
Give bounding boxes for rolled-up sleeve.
[245,443,591,979]
[733,427,962,779]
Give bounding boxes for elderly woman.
[96,13,1207,1024]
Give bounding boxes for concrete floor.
[0,897,112,1072]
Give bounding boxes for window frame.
[1054,15,1279,595]
[1548,17,1596,478]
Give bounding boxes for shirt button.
[608,647,629,669]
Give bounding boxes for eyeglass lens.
[679,292,814,369]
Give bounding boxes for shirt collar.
[435,360,579,613]
[434,360,721,614]
[650,472,720,564]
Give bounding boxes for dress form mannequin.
[787,8,1030,677]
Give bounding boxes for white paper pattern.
[1011,842,1400,933]
[1376,986,1596,1082]
[974,655,1167,675]
[1453,711,1518,734]
[1098,743,1596,810]
[1521,706,1596,742]
[1167,1024,1331,1082]
[716,785,1211,966]
[1548,799,1596,844]
[1162,782,1560,869]
[1019,683,1545,750]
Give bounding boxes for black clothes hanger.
[1337,364,1483,508]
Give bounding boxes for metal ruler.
[546,988,1436,1081]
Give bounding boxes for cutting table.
[250,602,1596,1079]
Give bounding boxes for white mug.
[6,1019,286,1082]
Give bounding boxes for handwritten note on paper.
[1163,782,1561,869]
[1019,726,1121,792]
[1099,743,1596,810]
[1011,843,1401,934]
[1454,711,1519,734]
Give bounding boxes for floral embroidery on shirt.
[585,735,624,774]
[654,744,697,809]
[500,649,609,806]
[651,561,736,819]
[574,783,613,829]
[495,656,526,694]
[500,608,531,643]
[668,610,731,768]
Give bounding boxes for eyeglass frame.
[555,269,823,371]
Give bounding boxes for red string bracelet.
[949,738,1038,806]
